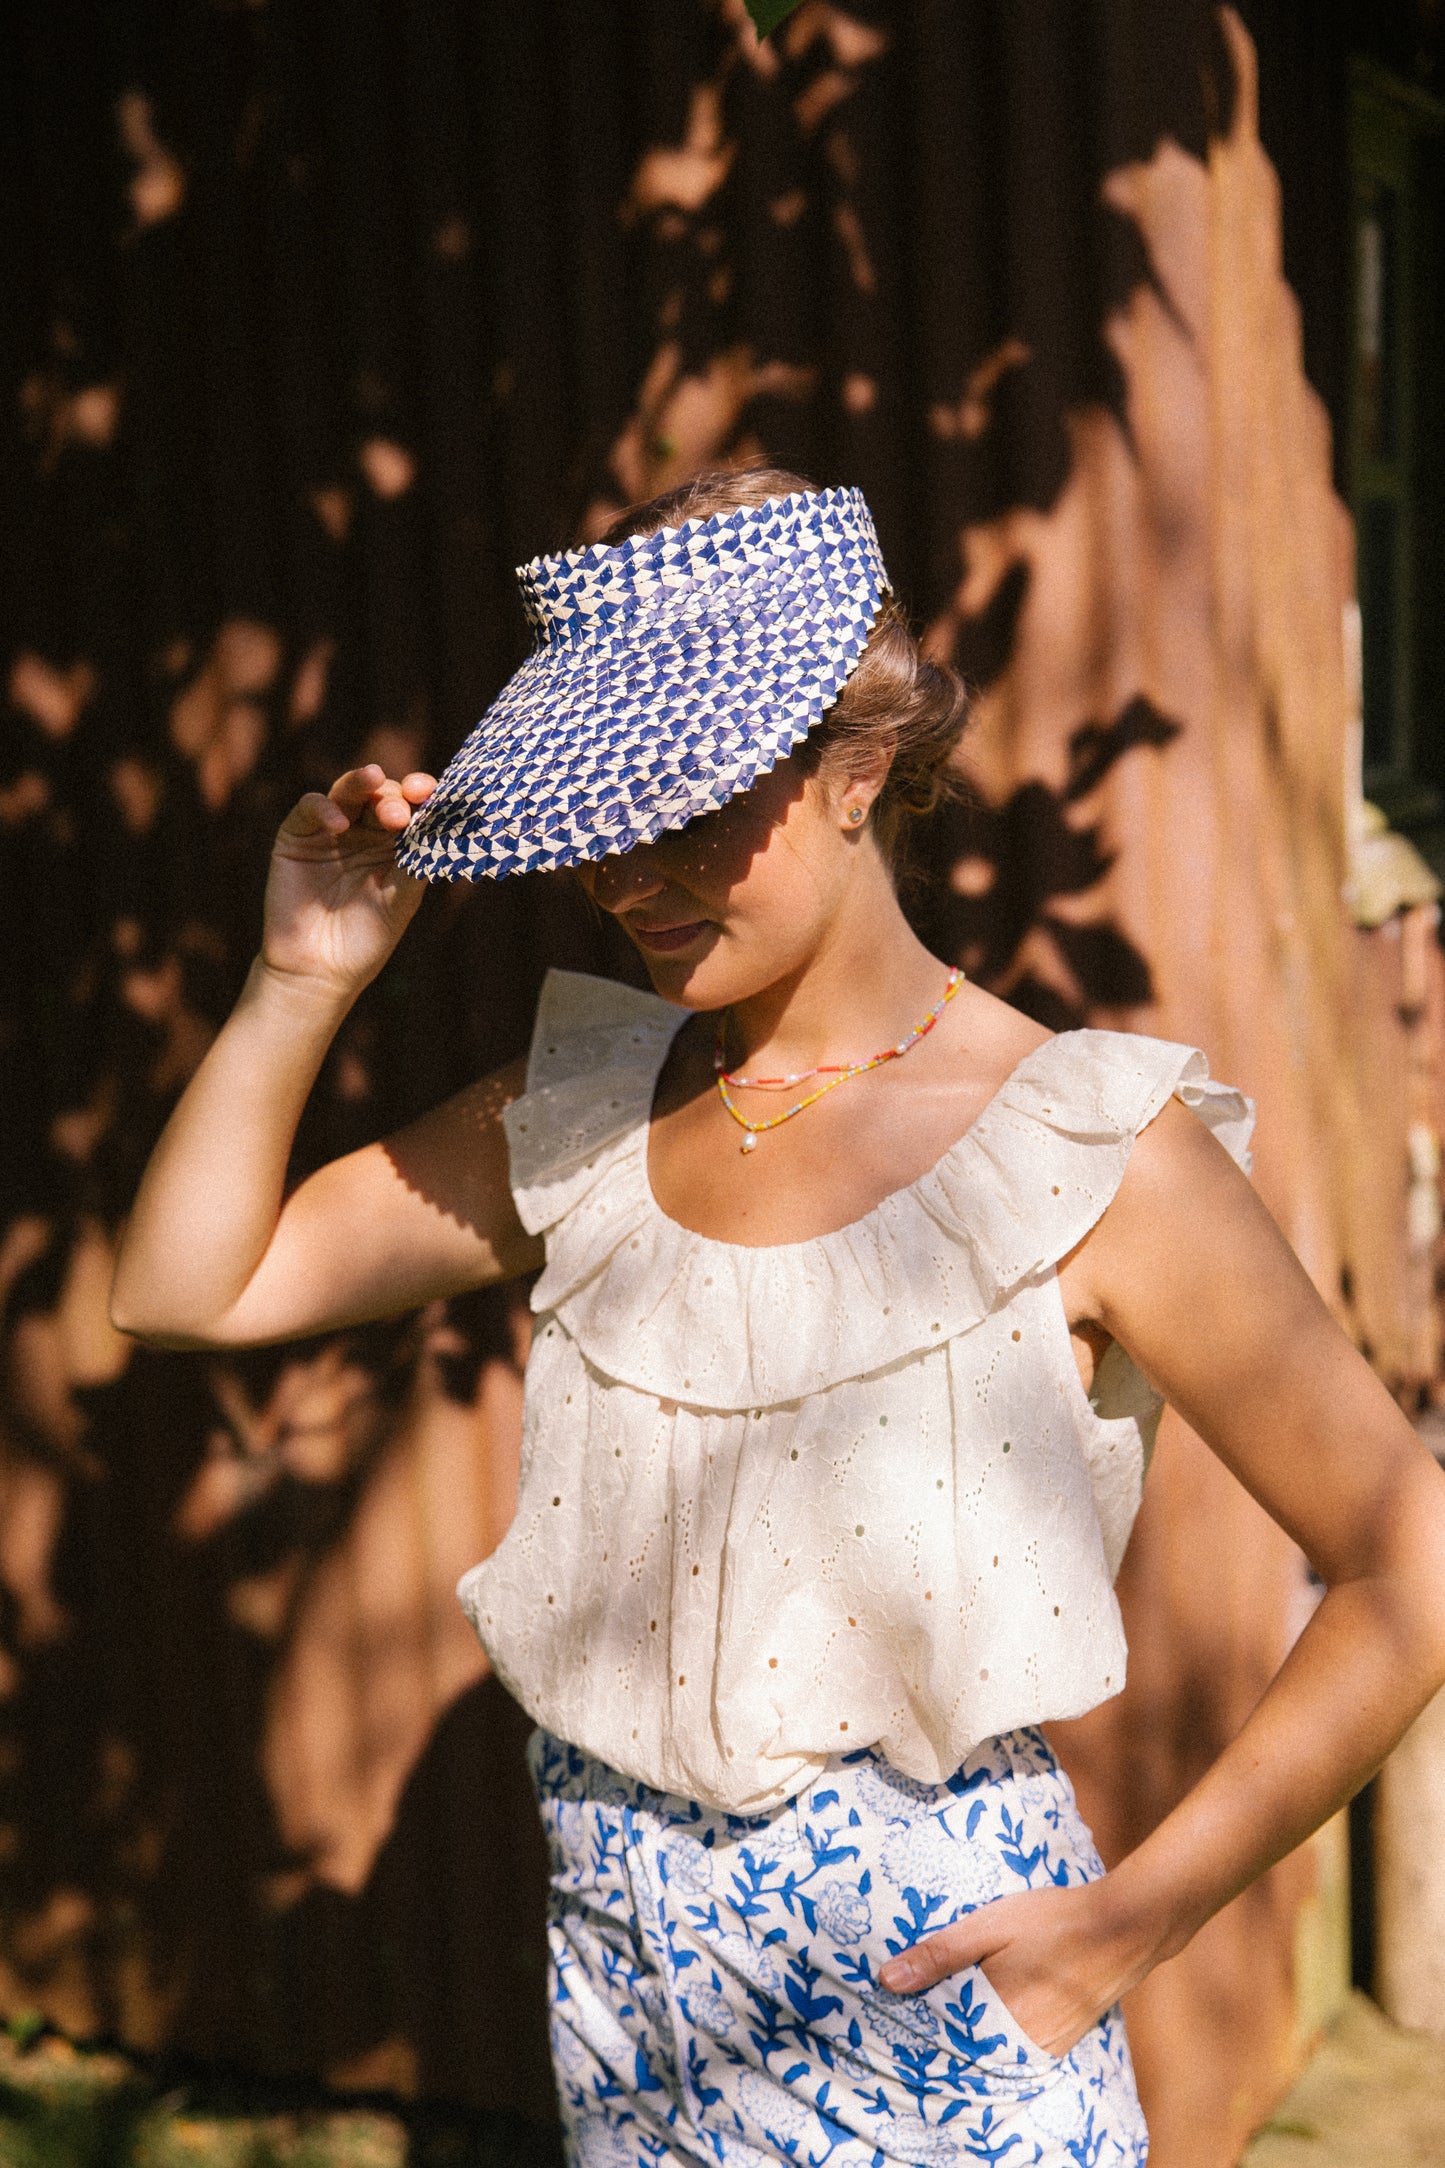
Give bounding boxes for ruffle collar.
[503,970,1255,1411]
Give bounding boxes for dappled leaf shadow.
[910,696,1183,1023]
[262,1675,558,2124]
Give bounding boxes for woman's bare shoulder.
[1060,1092,1264,1328]
[948,978,1055,1082]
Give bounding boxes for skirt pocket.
[923,1960,1065,2096]
[967,1963,1065,2074]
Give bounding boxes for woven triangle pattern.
[395,486,889,882]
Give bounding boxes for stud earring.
[847,804,866,825]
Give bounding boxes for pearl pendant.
[741,1133,758,1154]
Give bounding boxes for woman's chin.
[639,940,809,1017]
[636,940,719,1005]
[635,932,746,1010]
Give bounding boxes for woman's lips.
[631,918,710,953]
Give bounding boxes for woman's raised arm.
[110,765,542,1350]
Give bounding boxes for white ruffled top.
[459,969,1254,1815]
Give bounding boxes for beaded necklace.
[714,967,964,1153]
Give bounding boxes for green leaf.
[7,2009,46,2053]
[745,0,806,38]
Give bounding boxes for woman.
[112,469,1445,2167]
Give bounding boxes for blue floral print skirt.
[529,1726,1148,2167]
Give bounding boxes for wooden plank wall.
[1,5,1438,2163]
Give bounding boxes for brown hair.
[597,467,970,873]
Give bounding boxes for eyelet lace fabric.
[460,970,1254,1816]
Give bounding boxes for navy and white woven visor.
[395,485,889,883]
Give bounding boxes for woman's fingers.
[326,764,386,813]
[280,790,352,839]
[371,771,436,830]
[333,765,436,829]
[879,1906,1003,1994]
[331,764,400,830]
[280,767,435,843]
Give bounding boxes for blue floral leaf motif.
[735,1841,788,1894]
[939,1973,1017,2065]
[632,2045,664,2094]
[965,1799,988,1839]
[685,2037,723,2109]
[811,1842,863,1871]
[959,2106,1030,2163]
[945,1758,995,1798]
[891,1883,950,1942]
[784,1973,845,2027]
[889,2037,945,2112]
[813,1879,872,1946]
[784,1948,845,2027]
[812,1789,839,1810]
[783,2060,810,2084]
[746,1989,796,2065]
[1062,2104,1108,2167]
[857,1868,872,1896]
[807,2098,872,2164]
[996,1804,1052,1884]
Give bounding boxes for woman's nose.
[586,846,666,914]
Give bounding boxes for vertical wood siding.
[0,3,1433,2160]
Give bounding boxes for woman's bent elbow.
[108,1276,225,1351]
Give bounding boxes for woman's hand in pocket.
[877,1878,1155,2060]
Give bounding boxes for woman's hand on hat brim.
[261,765,437,999]
[281,763,434,840]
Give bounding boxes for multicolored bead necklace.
[714,967,964,1153]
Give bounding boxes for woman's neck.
[724,873,951,1076]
